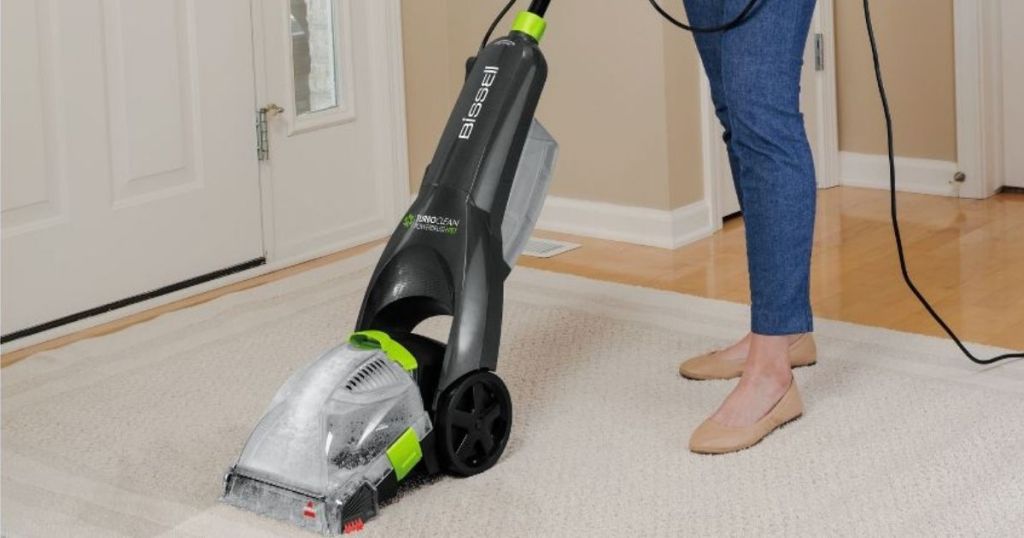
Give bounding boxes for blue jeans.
[683,0,818,335]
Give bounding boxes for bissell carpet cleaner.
[222,1,558,533]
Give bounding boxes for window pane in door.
[290,0,339,115]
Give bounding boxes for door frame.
[699,0,839,230]
[953,0,1005,198]
[249,0,410,266]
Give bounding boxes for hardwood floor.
[3,186,1021,367]
[521,187,1024,351]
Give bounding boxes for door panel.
[104,0,199,205]
[1,0,264,334]
[1,0,66,237]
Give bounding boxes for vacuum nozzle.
[221,342,432,534]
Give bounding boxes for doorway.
[954,0,1024,197]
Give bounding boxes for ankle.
[744,343,793,381]
[748,334,792,361]
[744,360,792,384]
[750,332,807,343]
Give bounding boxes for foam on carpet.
[3,249,1024,537]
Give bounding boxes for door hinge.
[814,33,825,72]
[256,104,284,161]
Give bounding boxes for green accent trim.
[511,11,546,42]
[386,428,422,481]
[349,331,418,371]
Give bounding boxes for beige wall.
[663,20,706,208]
[835,0,958,162]
[400,0,707,211]
[400,0,450,186]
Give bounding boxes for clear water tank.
[501,119,558,266]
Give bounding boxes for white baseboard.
[670,202,716,248]
[840,151,961,197]
[536,196,714,250]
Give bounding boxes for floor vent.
[521,238,581,258]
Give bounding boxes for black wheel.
[435,370,512,477]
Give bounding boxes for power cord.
[860,0,1021,364]
[482,0,520,50]
[647,0,761,33]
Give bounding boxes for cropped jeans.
[682,0,818,335]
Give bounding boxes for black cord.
[647,0,761,33]
[481,0,520,50]
[862,0,1022,365]
[527,0,551,17]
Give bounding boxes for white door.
[1003,1,1024,188]
[256,0,407,262]
[712,2,836,218]
[2,1,264,336]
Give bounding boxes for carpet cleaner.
[222,1,557,534]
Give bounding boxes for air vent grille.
[344,356,403,393]
[521,238,580,258]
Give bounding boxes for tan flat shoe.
[689,380,803,455]
[678,334,817,380]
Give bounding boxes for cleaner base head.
[221,340,431,535]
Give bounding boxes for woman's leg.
[723,0,818,338]
[693,0,819,430]
[681,0,817,380]
[681,0,756,367]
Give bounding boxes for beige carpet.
[4,249,1024,537]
